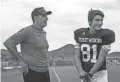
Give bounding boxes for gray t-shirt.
[9,26,49,72]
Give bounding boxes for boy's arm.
[89,45,111,75]
[74,43,87,78]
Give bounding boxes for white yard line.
[52,67,61,82]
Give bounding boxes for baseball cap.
[88,9,104,21]
[32,7,52,17]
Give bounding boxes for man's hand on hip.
[19,61,28,75]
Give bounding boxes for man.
[4,7,52,82]
[74,9,115,82]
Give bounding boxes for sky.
[1,0,120,52]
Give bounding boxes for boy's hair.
[88,9,104,22]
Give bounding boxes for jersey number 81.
[81,44,97,63]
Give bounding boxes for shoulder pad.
[102,29,115,36]
[102,29,115,44]
[74,28,87,34]
[74,28,87,43]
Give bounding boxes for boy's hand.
[84,73,93,82]
[78,70,88,78]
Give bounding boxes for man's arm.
[89,45,111,75]
[4,38,23,61]
[4,38,28,74]
[3,28,29,61]
[4,28,29,74]
[73,44,87,78]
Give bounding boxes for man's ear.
[33,16,38,22]
[88,20,92,26]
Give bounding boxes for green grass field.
[1,65,120,82]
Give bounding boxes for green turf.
[1,65,120,82]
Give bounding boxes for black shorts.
[23,68,50,82]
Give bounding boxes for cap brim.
[46,11,52,15]
[39,11,52,15]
